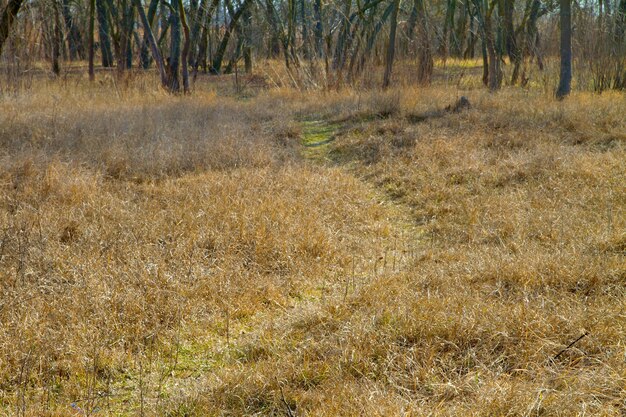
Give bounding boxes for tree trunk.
[383,0,400,89]
[503,0,522,84]
[313,0,323,57]
[177,0,191,93]
[114,1,134,73]
[134,0,168,88]
[454,0,469,57]
[333,0,352,70]
[96,0,114,67]
[615,0,625,44]
[473,0,502,90]
[89,0,96,80]
[188,0,207,67]
[526,0,543,70]
[358,1,395,77]
[415,0,433,84]
[194,0,219,76]
[440,0,456,60]
[484,14,501,90]
[464,4,477,59]
[265,0,281,58]
[62,0,84,60]
[300,0,309,59]
[0,0,24,56]
[52,0,62,76]
[556,0,572,99]
[169,3,181,91]
[211,0,251,74]
[139,0,159,69]
[481,37,489,85]
[242,5,252,72]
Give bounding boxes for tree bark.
[242,5,252,72]
[188,0,207,67]
[134,0,168,88]
[504,0,522,84]
[383,0,400,89]
[333,0,352,70]
[211,0,251,74]
[89,0,96,81]
[139,0,159,69]
[300,0,309,59]
[555,0,572,99]
[0,0,24,56]
[440,0,457,60]
[52,0,62,76]
[177,0,191,93]
[414,0,433,84]
[313,0,323,57]
[264,0,281,58]
[484,14,501,90]
[169,3,181,91]
[96,0,114,67]
[194,0,219,76]
[62,0,84,60]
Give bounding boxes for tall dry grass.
[0,70,624,416]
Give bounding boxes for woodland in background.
[0,0,625,95]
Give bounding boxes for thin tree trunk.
[211,0,251,74]
[473,0,501,90]
[484,14,501,90]
[169,3,181,90]
[0,0,24,56]
[62,0,84,60]
[188,0,207,67]
[96,0,114,67]
[265,0,281,58]
[313,0,323,57]
[300,0,309,59]
[526,0,543,70]
[52,0,62,76]
[415,0,433,84]
[139,0,159,69]
[177,0,191,93]
[89,0,96,80]
[455,0,469,57]
[358,1,395,76]
[556,0,572,98]
[383,0,400,89]
[333,0,352,69]
[440,0,456,60]
[242,5,252,72]
[134,0,168,88]
[194,0,219,77]
[464,5,477,58]
[481,38,489,85]
[504,0,522,84]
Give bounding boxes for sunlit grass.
[0,63,624,415]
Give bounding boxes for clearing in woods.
[0,78,624,416]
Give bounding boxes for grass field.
[0,64,624,416]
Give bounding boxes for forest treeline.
[0,0,625,96]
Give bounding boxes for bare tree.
[414,0,433,84]
[556,0,572,99]
[0,0,24,56]
[89,0,96,80]
[383,0,400,89]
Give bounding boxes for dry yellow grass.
[0,70,624,416]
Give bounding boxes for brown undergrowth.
[0,74,624,416]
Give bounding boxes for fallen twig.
[553,331,589,361]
